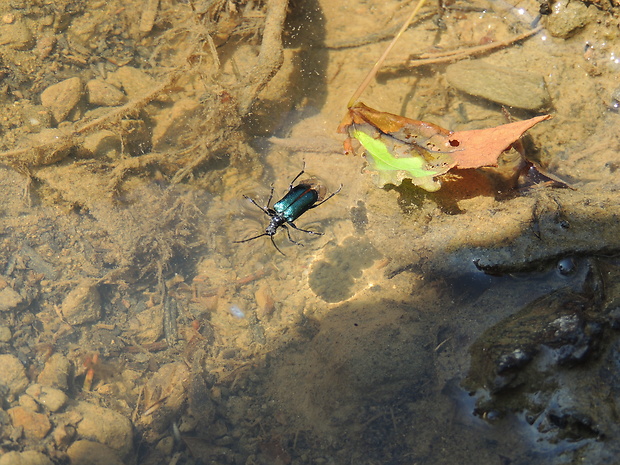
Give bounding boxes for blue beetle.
[234,165,342,255]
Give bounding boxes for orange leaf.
[446,115,552,169]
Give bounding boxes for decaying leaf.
[338,102,552,191]
[448,115,552,169]
[338,103,457,191]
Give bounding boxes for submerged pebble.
[0,451,53,465]
[40,77,83,124]
[151,98,201,151]
[60,279,102,325]
[37,353,71,390]
[255,285,275,320]
[74,401,134,458]
[67,440,125,465]
[85,79,126,107]
[26,384,68,412]
[82,130,122,158]
[0,285,24,312]
[0,325,11,342]
[7,406,52,439]
[0,20,35,50]
[546,0,591,39]
[0,354,28,399]
[108,66,158,100]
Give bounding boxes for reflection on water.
[0,0,619,464]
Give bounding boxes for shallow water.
[0,0,619,464]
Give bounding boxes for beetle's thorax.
[266,214,287,236]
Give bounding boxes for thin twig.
[379,25,542,73]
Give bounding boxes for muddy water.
[0,0,619,464]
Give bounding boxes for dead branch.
[378,26,542,75]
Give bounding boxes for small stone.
[18,393,40,412]
[52,423,77,448]
[446,61,551,111]
[0,285,24,312]
[0,325,11,342]
[74,401,134,458]
[0,21,35,50]
[67,440,125,465]
[255,284,275,320]
[0,354,28,399]
[35,34,56,59]
[25,128,72,164]
[0,451,54,465]
[156,436,174,456]
[82,130,122,158]
[8,406,52,439]
[139,362,190,441]
[210,419,228,438]
[40,77,83,124]
[19,104,52,132]
[37,353,72,390]
[86,79,126,106]
[26,384,69,412]
[546,0,591,39]
[60,279,101,325]
[108,66,157,100]
[151,98,201,151]
[127,304,163,344]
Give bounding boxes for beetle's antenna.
[243,195,272,216]
[347,0,429,108]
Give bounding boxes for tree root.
[236,0,289,115]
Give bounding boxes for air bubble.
[557,257,576,275]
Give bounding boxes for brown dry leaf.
[447,115,552,169]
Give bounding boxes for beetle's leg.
[243,195,272,217]
[309,184,343,209]
[282,224,305,245]
[265,185,275,208]
[287,221,323,236]
[270,235,286,256]
[288,162,307,189]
